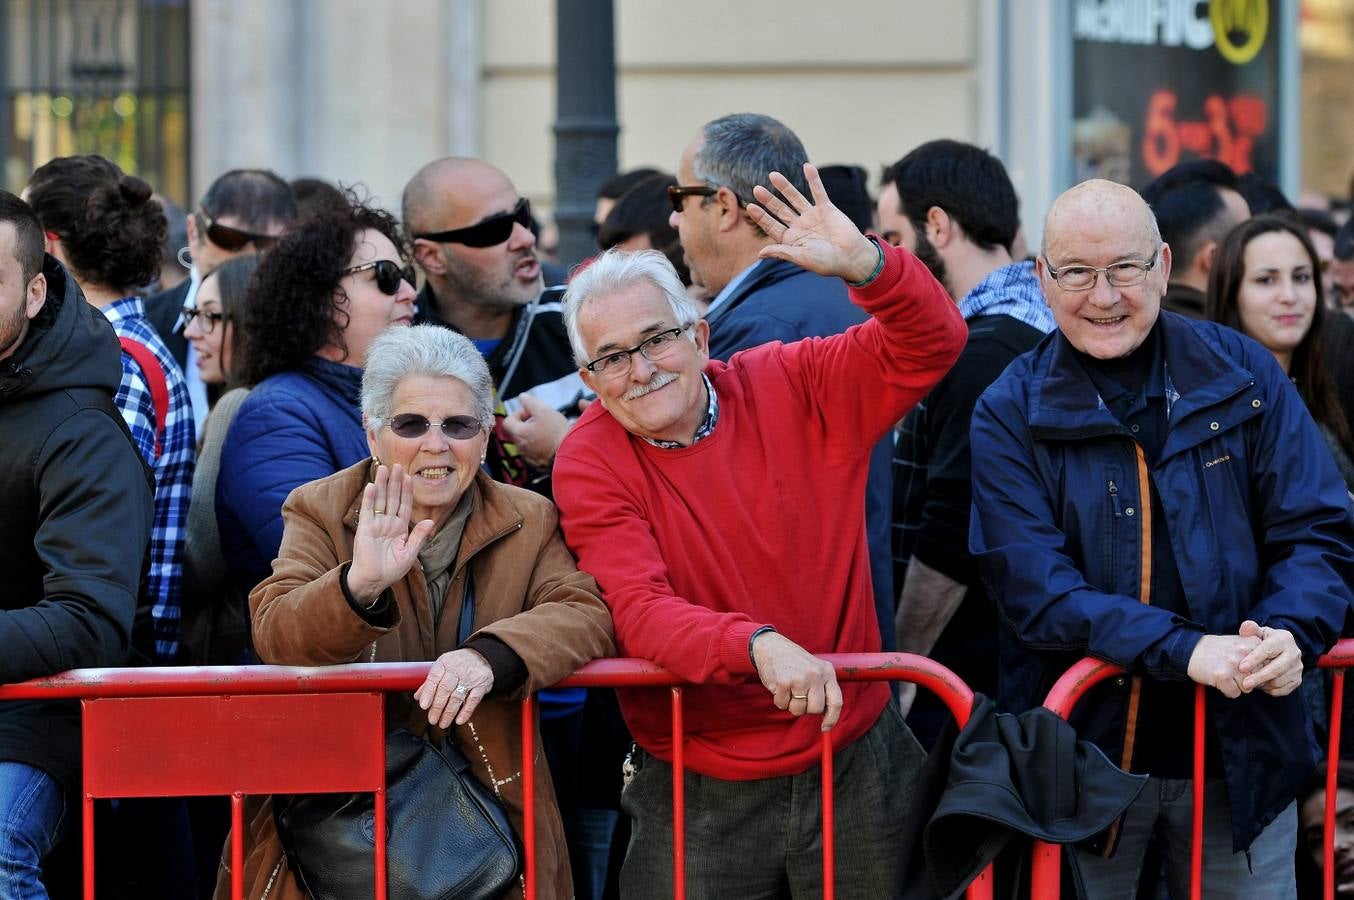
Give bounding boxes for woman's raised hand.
[345,464,435,605]
[747,163,882,284]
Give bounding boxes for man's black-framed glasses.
[198,209,277,252]
[340,259,412,296]
[412,198,532,248]
[667,184,719,214]
[1043,249,1160,291]
[180,305,225,333]
[584,325,694,378]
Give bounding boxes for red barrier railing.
[0,651,985,900]
[1031,638,1354,900]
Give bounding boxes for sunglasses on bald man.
[412,198,533,248]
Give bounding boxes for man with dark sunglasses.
[145,169,297,435]
[403,157,585,496]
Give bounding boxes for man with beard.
[403,158,586,494]
[878,140,1057,746]
[669,113,898,650]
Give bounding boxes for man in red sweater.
[553,164,965,897]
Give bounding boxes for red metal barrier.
[0,651,984,900]
[1031,638,1354,900]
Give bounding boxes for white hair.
[360,325,494,429]
[563,249,700,367]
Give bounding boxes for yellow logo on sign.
[1211,0,1268,64]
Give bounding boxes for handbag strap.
[457,571,475,646]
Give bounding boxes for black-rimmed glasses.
[181,305,225,333]
[667,185,719,214]
[412,198,532,247]
[583,325,694,378]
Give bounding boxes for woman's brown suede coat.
[213,460,614,900]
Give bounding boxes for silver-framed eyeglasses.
[181,305,225,333]
[1043,249,1160,291]
[584,324,694,378]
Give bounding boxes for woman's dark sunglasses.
[386,413,483,440]
[340,259,412,296]
[199,210,277,252]
[412,198,532,248]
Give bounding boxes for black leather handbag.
[274,576,521,900]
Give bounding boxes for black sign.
[1071,0,1281,188]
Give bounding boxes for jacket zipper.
[1107,480,1122,518]
[1105,447,1153,857]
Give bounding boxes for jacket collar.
[704,257,803,327]
[1030,312,1260,453]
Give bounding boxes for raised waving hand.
[747,162,882,284]
[344,464,435,606]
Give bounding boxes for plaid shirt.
[645,374,719,449]
[103,298,196,662]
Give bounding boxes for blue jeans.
[0,762,66,900]
[1069,777,1297,899]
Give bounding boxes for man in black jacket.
[881,141,1056,744]
[403,158,585,495]
[0,191,153,898]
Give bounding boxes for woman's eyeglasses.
[412,198,532,248]
[181,305,225,333]
[341,259,412,296]
[199,210,277,252]
[385,413,483,441]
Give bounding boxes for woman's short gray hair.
[361,325,495,429]
[563,249,700,367]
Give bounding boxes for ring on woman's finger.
[454,684,470,696]
[373,507,384,515]
[791,694,808,701]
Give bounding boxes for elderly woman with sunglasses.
[216,324,613,900]
[215,197,418,599]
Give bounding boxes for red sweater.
[554,245,965,779]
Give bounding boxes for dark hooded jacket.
[0,255,154,793]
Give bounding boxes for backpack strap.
[119,336,169,459]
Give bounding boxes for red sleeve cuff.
[719,620,764,677]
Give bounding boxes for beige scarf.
[417,491,474,624]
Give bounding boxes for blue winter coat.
[970,311,1354,851]
[217,358,370,587]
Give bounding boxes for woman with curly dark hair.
[26,154,196,665]
[215,196,416,593]
[1207,214,1354,493]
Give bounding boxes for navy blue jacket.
[706,256,896,650]
[217,358,370,588]
[970,311,1354,851]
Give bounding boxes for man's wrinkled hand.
[500,393,570,469]
[750,630,842,731]
[746,163,880,283]
[1237,620,1303,696]
[1186,633,1261,698]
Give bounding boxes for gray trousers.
[1069,777,1298,899]
[618,703,925,900]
